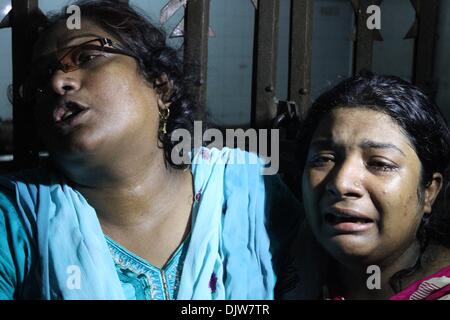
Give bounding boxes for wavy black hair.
[297,71,450,292]
[31,0,206,169]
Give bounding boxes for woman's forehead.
[317,107,392,132]
[312,107,415,152]
[33,20,116,60]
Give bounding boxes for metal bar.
[10,0,40,169]
[288,0,313,120]
[413,0,439,95]
[251,0,279,128]
[184,0,210,108]
[352,0,375,73]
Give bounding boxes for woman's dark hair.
[32,0,206,169]
[297,71,450,292]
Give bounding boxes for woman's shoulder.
[391,244,450,300]
[0,185,37,299]
[0,188,30,245]
[392,264,450,300]
[0,168,52,299]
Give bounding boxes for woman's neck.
[330,241,421,300]
[54,149,193,228]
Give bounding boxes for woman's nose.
[50,70,81,95]
[326,157,364,199]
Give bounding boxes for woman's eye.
[310,155,335,167]
[74,50,103,65]
[368,160,398,172]
[78,53,99,64]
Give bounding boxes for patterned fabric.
[106,236,188,300]
[320,265,450,300]
[390,265,450,300]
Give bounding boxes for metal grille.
[1,0,441,172]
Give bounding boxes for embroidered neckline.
[105,234,190,272]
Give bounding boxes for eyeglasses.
[21,37,137,101]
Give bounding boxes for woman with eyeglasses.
[0,0,299,300]
[280,72,450,300]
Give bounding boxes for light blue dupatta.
[0,147,275,299]
[177,147,274,299]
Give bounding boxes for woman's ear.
[153,73,173,104]
[423,173,443,214]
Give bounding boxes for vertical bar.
[184,0,210,108]
[11,0,40,169]
[413,0,439,94]
[288,0,314,120]
[353,0,374,73]
[251,0,279,128]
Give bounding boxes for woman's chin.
[49,130,103,159]
[325,234,379,264]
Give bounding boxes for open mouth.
[324,209,375,233]
[323,207,376,234]
[53,101,88,124]
[325,212,373,225]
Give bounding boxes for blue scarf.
[0,147,275,299]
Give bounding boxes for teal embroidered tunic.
[106,236,188,300]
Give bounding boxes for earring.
[158,99,170,135]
